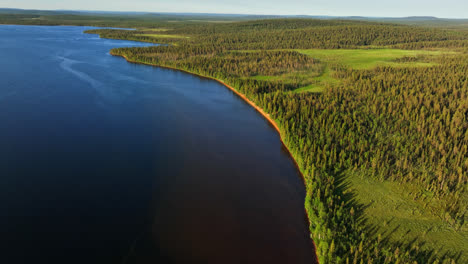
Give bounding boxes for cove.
[0,25,315,264]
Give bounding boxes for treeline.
[85,29,184,44]
[0,13,253,28]
[113,46,317,77]
[87,19,468,50]
[165,19,468,49]
[192,25,467,49]
[392,40,468,49]
[111,47,320,92]
[165,18,371,33]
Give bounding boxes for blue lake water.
[0,25,315,264]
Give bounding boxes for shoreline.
[112,52,319,264]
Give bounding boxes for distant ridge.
[0,8,467,21]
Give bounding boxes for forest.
[86,19,468,264]
[2,12,467,263]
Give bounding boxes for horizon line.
[1,7,468,20]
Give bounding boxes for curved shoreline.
[113,52,319,264]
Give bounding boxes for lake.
[0,25,316,264]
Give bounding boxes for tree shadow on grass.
[331,169,464,263]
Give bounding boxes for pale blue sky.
[1,0,467,18]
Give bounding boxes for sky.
[1,0,467,18]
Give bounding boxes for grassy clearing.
[249,75,279,81]
[290,48,456,92]
[246,65,326,92]
[294,66,340,93]
[294,84,324,93]
[138,28,169,32]
[187,20,235,23]
[136,33,189,39]
[237,48,453,93]
[346,171,468,262]
[297,49,448,69]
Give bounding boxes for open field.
[292,48,456,92]
[246,65,336,93]
[241,48,454,93]
[293,66,337,93]
[297,48,445,69]
[136,33,189,39]
[236,48,455,92]
[136,28,169,32]
[346,171,468,262]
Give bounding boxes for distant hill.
[0,8,467,26]
[0,8,60,15]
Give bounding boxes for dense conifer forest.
[87,19,468,263]
[2,12,467,263]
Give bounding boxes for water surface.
[0,25,315,264]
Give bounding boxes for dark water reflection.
[0,25,315,264]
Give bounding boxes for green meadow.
[136,33,189,39]
[346,171,468,262]
[242,48,452,93]
[292,48,453,92]
[297,48,445,69]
